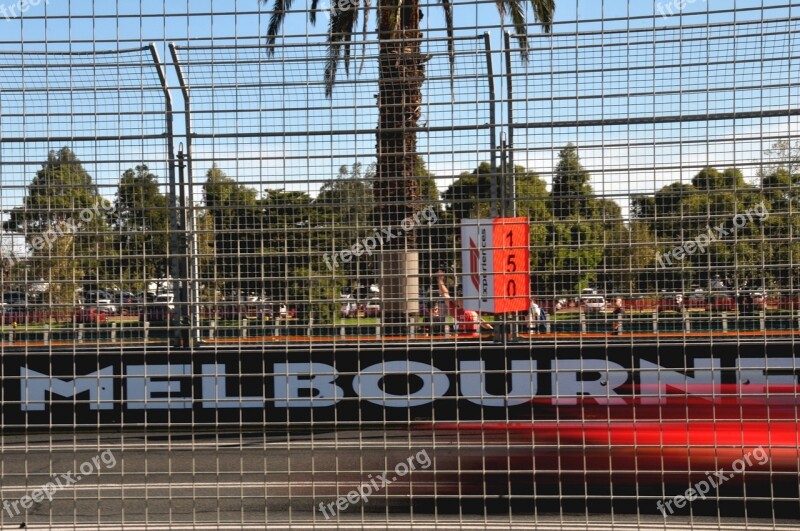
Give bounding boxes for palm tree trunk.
[374,1,426,329]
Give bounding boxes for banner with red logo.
[460,218,530,313]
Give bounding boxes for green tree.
[542,145,604,294]
[595,198,626,293]
[408,157,444,281]
[550,143,593,219]
[632,182,696,243]
[4,147,113,304]
[260,188,315,302]
[441,162,494,222]
[633,167,769,291]
[442,161,552,292]
[263,0,555,327]
[314,164,372,240]
[202,165,261,297]
[759,140,800,289]
[759,166,800,290]
[679,167,763,289]
[312,163,375,283]
[0,237,21,284]
[441,162,549,221]
[111,164,169,292]
[315,163,374,229]
[594,198,661,295]
[760,138,800,178]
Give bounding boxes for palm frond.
[264,0,295,53]
[493,0,506,18]
[310,0,320,25]
[495,0,555,60]
[324,2,360,96]
[358,0,371,74]
[440,0,454,94]
[508,0,529,58]
[531,0,555,32]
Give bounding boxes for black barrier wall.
[3,341,796,429]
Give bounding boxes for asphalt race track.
[0,430,799,530]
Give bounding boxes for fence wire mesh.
[0,0,798,529]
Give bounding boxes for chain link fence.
[0,1,798,528]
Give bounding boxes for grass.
[1,309,796,334]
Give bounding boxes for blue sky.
[0,1,792,51]
[0,0,797,221]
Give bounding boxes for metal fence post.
[168,43,202,348]
[149,43,184,349]
[484,32,499,219]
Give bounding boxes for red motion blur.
[411,385,800,496]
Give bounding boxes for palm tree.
[263,0,555,329]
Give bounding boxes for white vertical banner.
[460,219,495,312]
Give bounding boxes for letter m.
[21,367,114,411]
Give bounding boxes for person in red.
[612,296,624,335]
[436,270,493,335]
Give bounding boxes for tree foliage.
[4,148,112,303]
[541,145,604,293]
[111,164,170,291]
[6,140,800,314]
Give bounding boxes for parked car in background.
[111,291,139,315]
[140,292,159,303]
[139,293,175,322]
[75,307,108,324]
[340,298,358,318]
[736,291,768,315]
[749,291,767,311]
[2,305,49,325]
[0,305,22,325]
[685,291,708,310]
[154,293,175,309]
[83,290,117,314]
[362,299,381,317]
[2,292,27,305]
[581,296,606,313]
[112,291,137,304]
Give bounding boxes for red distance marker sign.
[493,218,530,313]
[460,217,530,314]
